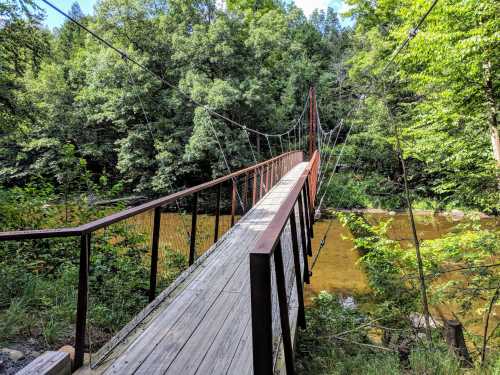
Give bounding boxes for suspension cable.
[206,119,245,209]
[243,128,258,163]
[265,135,274,158]
[124,62,192,240]
[40,0,305,139]
[381,0,440,73]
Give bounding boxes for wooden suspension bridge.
[1,141,321,375]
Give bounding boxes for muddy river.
[305,211,499,337]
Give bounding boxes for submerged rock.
[409,313,442,329]
[450,209,465,220]
[339,296,357,310]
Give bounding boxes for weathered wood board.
[16,351,71,375]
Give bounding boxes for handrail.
[249,150,319,375]
[251,151,319,256]
[0,150,304,371]
[0,151,302,240]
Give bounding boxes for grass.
[0,227,188,351]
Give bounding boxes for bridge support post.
[297,193,310,284]
[249,253,273,375]
[189,192,198,265]
[290,208,306,328]
[266,164,270,193]
[231,180,237,227]
[75,233,91,370]
[259,167,264,200]
[302,188,313,257]
[214,184,221,243]
[149,207,161,302]
[304,178,314,239]
[270,162,274,187]
[252,169,257,206]
[274,241,295,375]
[243,173,249,213]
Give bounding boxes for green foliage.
[323,172,403,209]
[345,0,500,213]
[409,346,461,375]
[296,291,497,375]
[297,292,500,375]
[1,0,348,197]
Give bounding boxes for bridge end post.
[149,207,161,302]
[74,233,91,370]
[289,209,306,329]
[249,253,273,375]
[189,192,199,265]
[274,241,295,375]
[297,193,310,284]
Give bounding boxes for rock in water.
[1,348,25,361]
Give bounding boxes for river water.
[305,211,499,337]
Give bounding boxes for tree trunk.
[444,320,473,367]
[481,286,499,366]
[484,61,500,167]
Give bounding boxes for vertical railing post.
[298,192,310,283]
[74,232,90,370]
[214,183,221,243]
[243,172,248,213]
[250,253,273,374]
[274,241,295,374]
[259,167,264,200]
[149,207,161,302]
[270,161,274,188]
[189,192,198,265]
[302,187,313,257]
[289,208,306,328]
[304,177,314,239]
[231,179,237,227]
[266,164,270,192]
[252,169,257,206]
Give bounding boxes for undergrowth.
[296,292,500,375]
[0,186,188,350]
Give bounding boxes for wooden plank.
[226,318,253,375]
[165,292,239,374]
[16,351,71,375]
[101,290,199,374]
[132,256,248,374]
[195,292,251,374]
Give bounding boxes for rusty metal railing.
[0,151,303,371]
[249,150,319,375]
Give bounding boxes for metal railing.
[0,151,303,371]
[249,151,319,375]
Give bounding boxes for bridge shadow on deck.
[76,162,309,375]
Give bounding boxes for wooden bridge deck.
[77,162,309,375]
